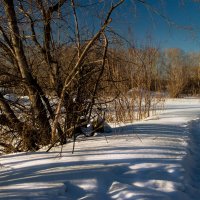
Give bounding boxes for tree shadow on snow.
[0,122,190,200]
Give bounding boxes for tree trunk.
[3,0,51,145]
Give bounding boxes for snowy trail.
[0,98,200,200]
[183,119,200,199]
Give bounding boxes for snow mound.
[109,181,171,200]
[0,182,67,200]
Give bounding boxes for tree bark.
[3,0,51,145]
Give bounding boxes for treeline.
[2,46,199,98]
[106,47,200,98]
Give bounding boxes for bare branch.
[51,0,125,142]
[71,0,81,57]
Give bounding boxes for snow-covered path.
[0,98,200,200]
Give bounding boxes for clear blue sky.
[108,0,200,52]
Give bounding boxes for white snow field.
[0,98,200,200]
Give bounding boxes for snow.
[0,98,200,200]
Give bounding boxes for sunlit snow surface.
[0,98,200,200]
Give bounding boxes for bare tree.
[164,48,188,98]
[0,0,125,153]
